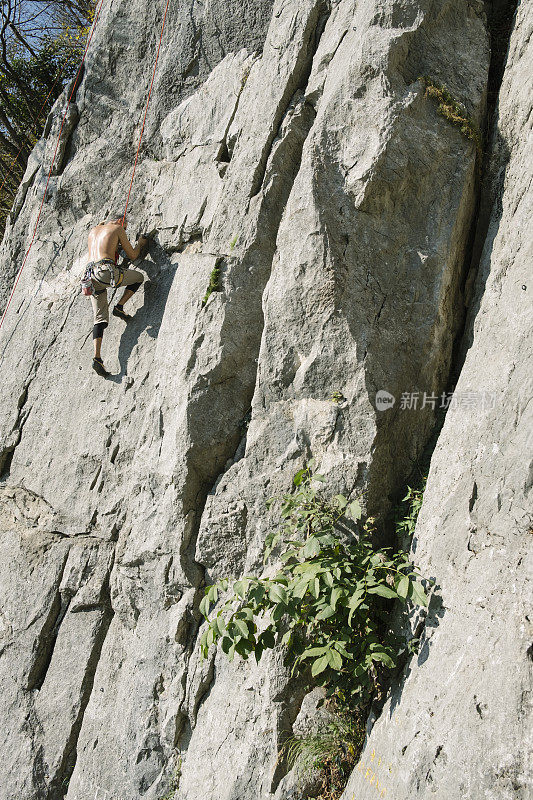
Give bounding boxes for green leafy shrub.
[419,75,482,156]
[0,2,95,236]
[199,463,432,709]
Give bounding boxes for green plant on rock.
[282,711,365,800]
[159,758,182,800]
[394,476,427,539]
[419,75,482,156]
[329,391,344,404]
[199,463,432,710]
[201,258,223,307]
[238,408,252,437]
[240,64,251,89]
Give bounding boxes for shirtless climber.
[86,214,148,377]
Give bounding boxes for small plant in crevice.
[238,408,252,437]
[229,234,239,251]
[240,65,252,89]
[406,633,422,656]
[159,758,182,800]
[281,710,366,800]
[394,476,427,540]
[201,258,223,307]
[419,75,483,157]
[329,391,344,404]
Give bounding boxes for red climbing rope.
[0,0,106,333]
[122,0,171,224]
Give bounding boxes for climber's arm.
[117,227,147,261]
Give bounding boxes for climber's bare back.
[88,221,139,262]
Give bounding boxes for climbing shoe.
[112,304,133,322]
[92,357,110,378]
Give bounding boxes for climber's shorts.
[90,266,144,325]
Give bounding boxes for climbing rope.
[0,0,106,333]
[122,0,171,223]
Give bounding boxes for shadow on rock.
[107,239,177,383]
[384,586,445,722]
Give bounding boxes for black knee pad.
[128,280,143,294]
[93,321,108,340]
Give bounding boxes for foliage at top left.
[0,0,95,235]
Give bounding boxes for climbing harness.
[0,0,106,333]
[81,266,95,296]
[80,258,123,296]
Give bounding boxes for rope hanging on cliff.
[122,0,171,223]
[0,0,106,334]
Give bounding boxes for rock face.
[341,2,533,798]
[0,1,529,799]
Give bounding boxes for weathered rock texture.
[0,0,530,799]
[341,2,533,798]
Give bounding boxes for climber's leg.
[90,287,110,374]
[113,269,144,321]
[92,321,108,358]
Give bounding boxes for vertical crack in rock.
[43,66,86,184]
[181,0,334,588]
[0,290,77,477]
[45,550,116,800]
[268,678,313,793]
[455,0,519,369]
[51,102,80,178]
[0,382,31,478]
[27,587,70,689]
[9,163,40,227]
[215,55,260,168]
[189,650,216,726]
[25,550,71,692]
[249,0,331,198]
[48,610,115,800]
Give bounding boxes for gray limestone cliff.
[0,1,530,799]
